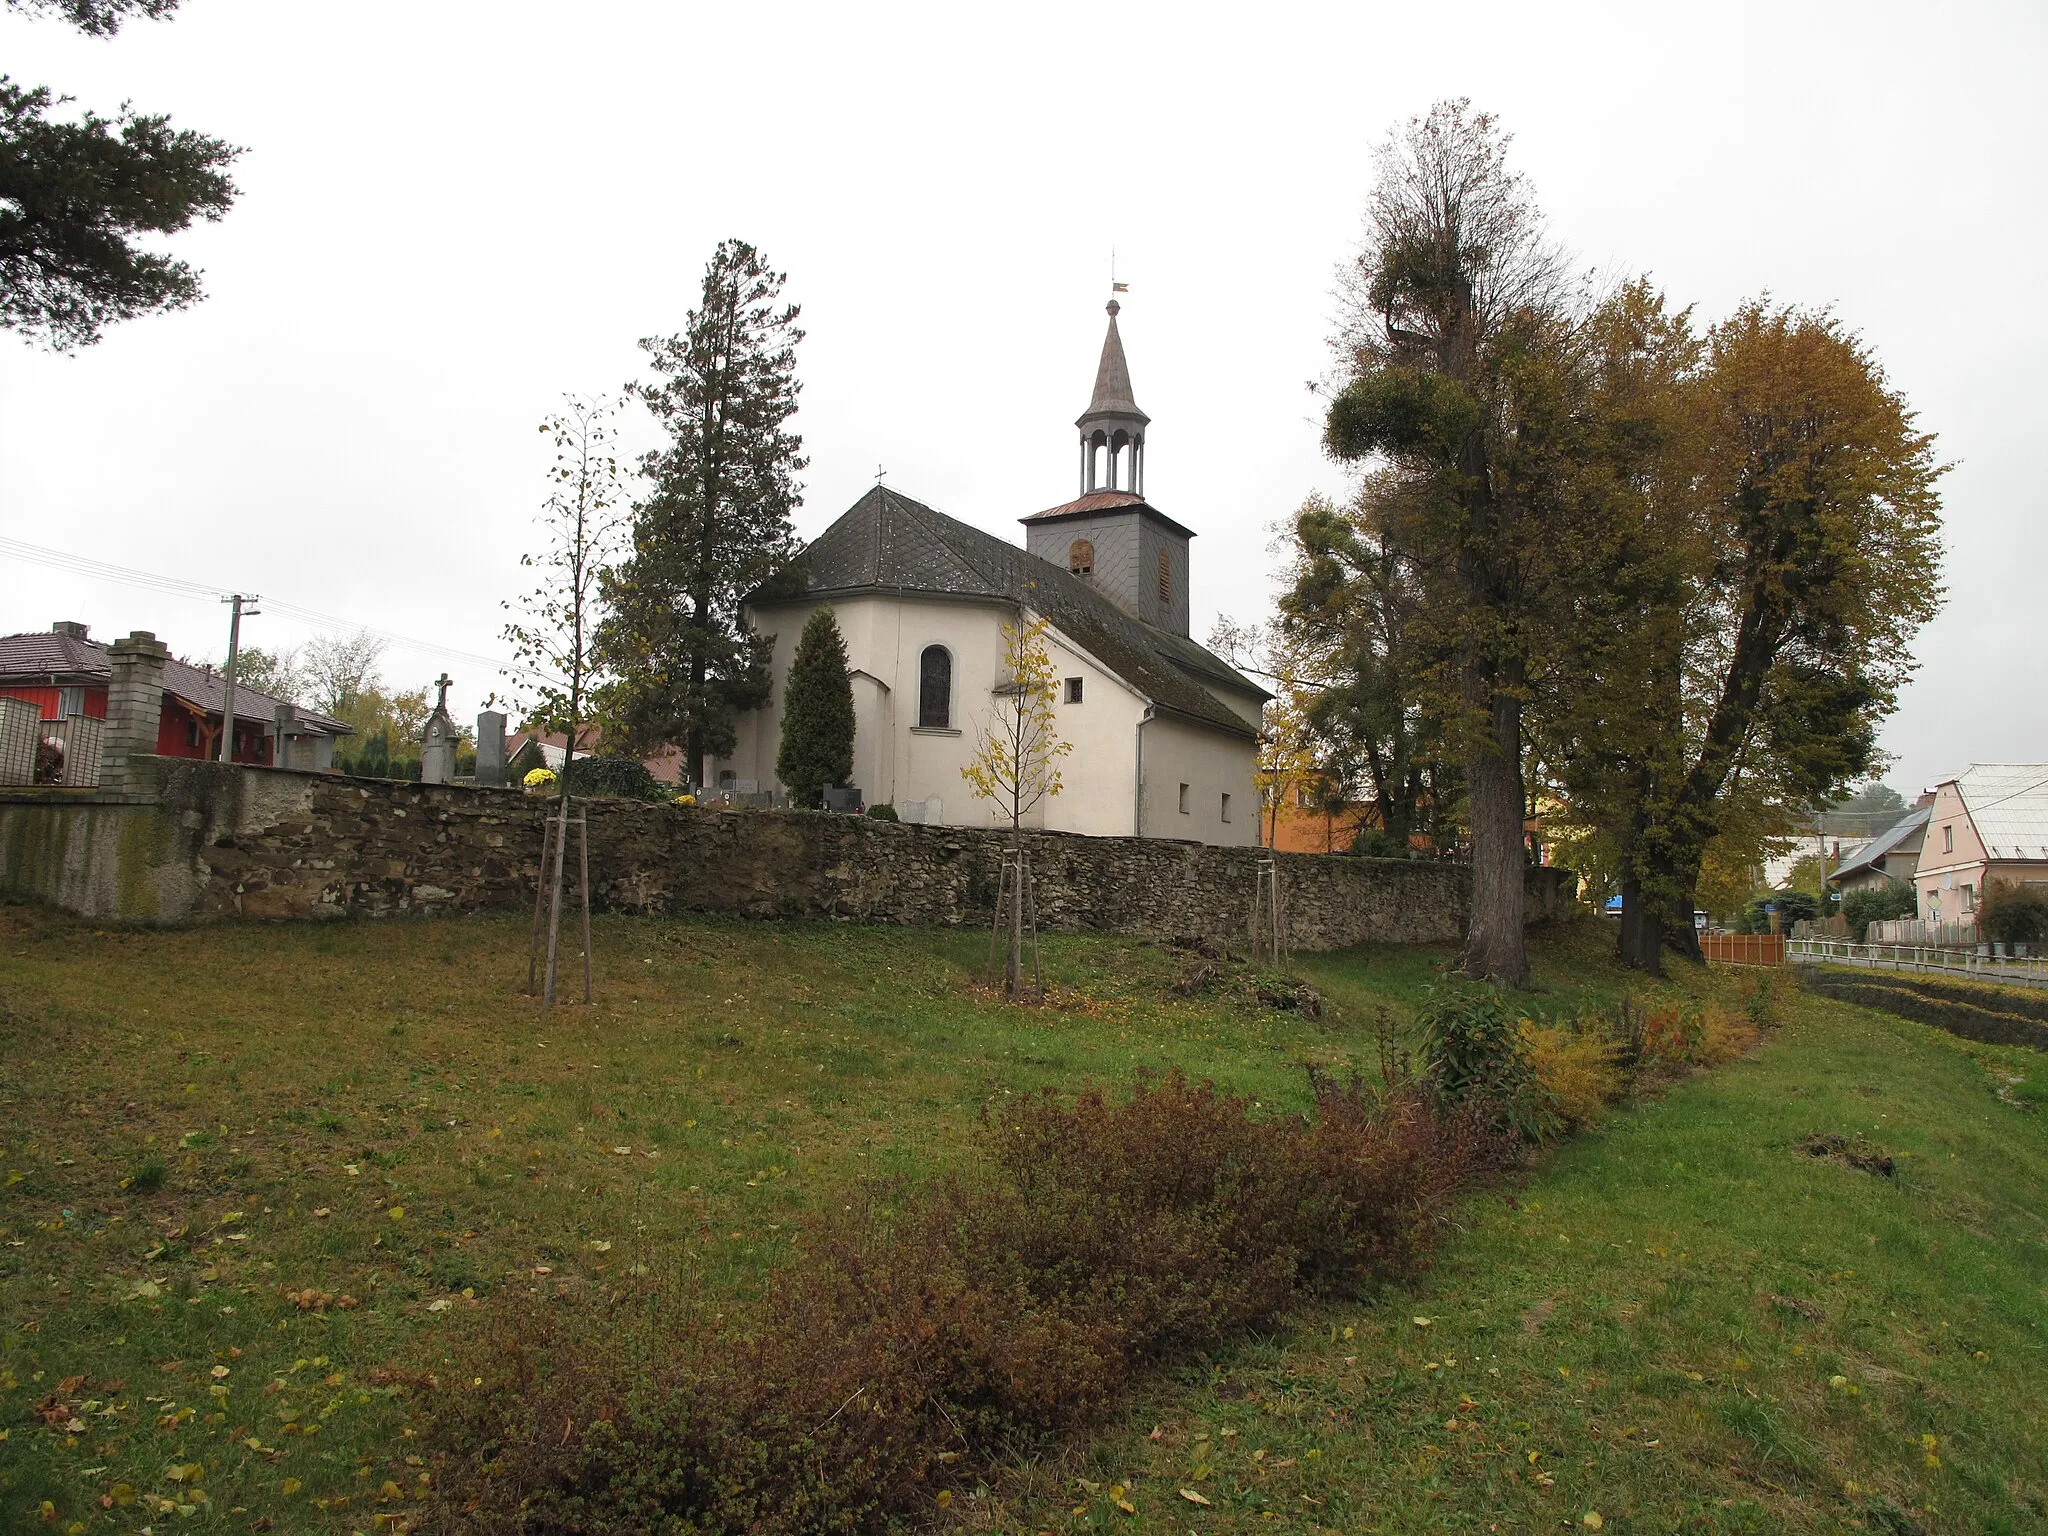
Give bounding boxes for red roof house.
[0,621,351,767]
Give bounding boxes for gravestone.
[822,785,864,814]
[475,710,507,786]
[420,674,459,785]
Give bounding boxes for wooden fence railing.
[1701,933,1786,967]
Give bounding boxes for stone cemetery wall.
[0,758,1575,945]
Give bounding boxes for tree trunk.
[1006,832,1024,998]
[1460,683,1529,985]
[1661,862,1707,964]
[1616,874,1664,976]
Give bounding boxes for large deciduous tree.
[0,0,240,349]
[1546,296,1944,972]
[1634,304,1944,968]
[598,239,806,785]
[775,607,855,809]
[1321,100,1581,985]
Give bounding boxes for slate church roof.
[778,486,1266,739]
[1021,488,1196,540]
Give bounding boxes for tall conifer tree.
[597,239,806,783]
[776,608,855,808]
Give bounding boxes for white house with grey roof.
[712,300,1269,844]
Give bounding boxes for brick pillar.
[274,703,298,769]
[105,630,169,791]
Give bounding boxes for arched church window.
[918,645,952,729]
[1069,539,1094,576]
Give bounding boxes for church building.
[713,301,1268,845]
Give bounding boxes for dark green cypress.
[776,608,854,808]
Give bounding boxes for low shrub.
[562,756,667,802]
[1739,889,1820,934]
[1981,879,2048,946]
[865,801,899,821]
[1418,987,1557,1140]
[1842,878,1917,941]
[424,1070,1500,1534]
[1519,1022,1624,1130]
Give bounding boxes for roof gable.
[1953,764,2048,861]
[1833,806,1928,881]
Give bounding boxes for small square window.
[1178,782,1190,814]
[1064,677,1084,704]
[1221,792,1232,823]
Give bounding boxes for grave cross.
[434,673,453,712]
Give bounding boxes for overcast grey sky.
[1,0,2040,796]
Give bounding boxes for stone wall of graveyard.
[0,758,1576,945]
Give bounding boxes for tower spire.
[1076,298,1149,495]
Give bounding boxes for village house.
[712,300,1270,844]
[505,726,687,787]
[1830,795,1932,898]
[0,621,350,773]
[1913,765,2048,923]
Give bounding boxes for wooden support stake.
[526,813,556,996]
[577,809,593,1005]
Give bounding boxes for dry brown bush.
[421,1070,1500,1534]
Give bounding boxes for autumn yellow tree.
[1256,682,1323,848]
[962,614,1071,995]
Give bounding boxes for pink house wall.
[1913,780,2048,921]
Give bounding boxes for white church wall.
[1191,675,1268,732]
[1138,712,1260,847]
[723,594,1255,846]
[1032,625,1143,838]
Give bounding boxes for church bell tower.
[1023,296,1194,636]
[1076,299,1149,495]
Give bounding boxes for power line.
[0,533,559,684]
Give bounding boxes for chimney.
[52,621,89,641]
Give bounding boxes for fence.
[48,715,104,786]
[0,701,105,787]
[1790,937,2048,988]
[1868,918,1980,948]
[0,697,35,783]
[1701,933,1786,967]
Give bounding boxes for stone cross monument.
[420,673,458,785]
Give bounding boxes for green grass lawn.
[0,905,2042,1533]
[992,984,2048,1535]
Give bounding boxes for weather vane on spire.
[1110,246,1128,295]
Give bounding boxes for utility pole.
[219,594,259,765]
